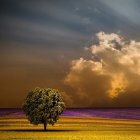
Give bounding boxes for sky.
[0,0,140,108]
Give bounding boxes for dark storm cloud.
[0,0,89,46]
[0,0,140,107]
[1,0,140,46]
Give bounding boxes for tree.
[22,87,65,131]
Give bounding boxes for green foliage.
[22,87,65,128]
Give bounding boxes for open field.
[0,109,140,140]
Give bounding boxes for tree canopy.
[22,87,65,131]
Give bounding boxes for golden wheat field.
[0,114,140,140]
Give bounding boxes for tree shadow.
[0,129,79,132]
[0,129,139,132]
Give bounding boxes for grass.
[0,115,140,140]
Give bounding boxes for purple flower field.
[62,108,140,120]
[0,108,140,120]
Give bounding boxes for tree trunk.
[44,121,47,131]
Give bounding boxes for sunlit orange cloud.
[64,32,140,107]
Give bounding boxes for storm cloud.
[64,32,140,107]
